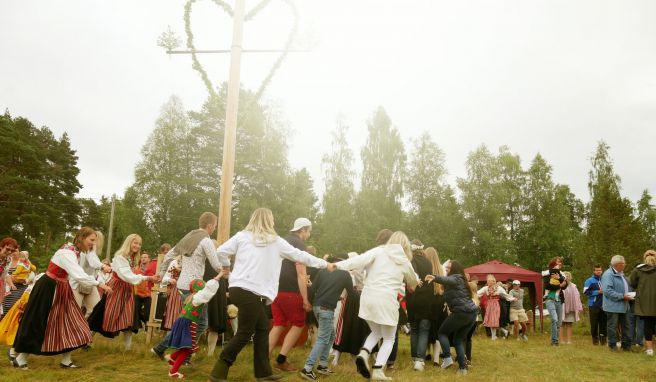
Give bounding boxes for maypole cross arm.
[159,0,307,244]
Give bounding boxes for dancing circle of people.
[0,208,654,380]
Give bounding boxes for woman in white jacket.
[336,231,419,381]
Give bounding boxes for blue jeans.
[606,312,631,349]
[304,307,335,371]
[154,290,208,353]
[628,312,644,346]
[437,311,476,370]
[410,318,431,361]
[545,300,562,344]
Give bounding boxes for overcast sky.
[2,0,655,205]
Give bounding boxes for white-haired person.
[629,250,656,355]
[334,231,419,381]
[209,208,334,382]
[88,234,160,351]
[12,227,112,369]
[601,255,633,351]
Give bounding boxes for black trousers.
[589,306,607,343]
[133,295,151,331]
[217,287,272,378]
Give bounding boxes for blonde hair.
[114,233,142,265]
[424,247,445,295]
[387,231,412,260]
[199,212,217,229]
[644,250,656,266]
[95,231,105,256]
[469,280,480,306]
[563,271,572,282]
[244,208,278,243]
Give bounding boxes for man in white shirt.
[152,212,229,360]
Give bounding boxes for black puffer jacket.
[434,274,478,314]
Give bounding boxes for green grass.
[1,320,653,381]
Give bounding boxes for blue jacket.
[434,274,479,314]
[601,267,629,313]
[583,275,603,308]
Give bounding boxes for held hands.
[424,275,436,283]
[100,284,113,294]
[149,274,162,283]
[303,300,312,312]
[326,263,337,272]
[221,266,231,279]
[169,278,177,287]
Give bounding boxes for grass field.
[1,320,653,382]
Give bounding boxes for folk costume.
[13,243,101,368]
[88,253,147,346]
[161,259,183,331]
[165,278,220,378]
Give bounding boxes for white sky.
[1,0,655,204]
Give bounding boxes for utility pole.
[217,0,245,244]
[106,194,116,260]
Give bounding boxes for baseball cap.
[290,217,312,232]
[512,280,521,285]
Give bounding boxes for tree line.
[2,90,655,282]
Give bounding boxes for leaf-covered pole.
[218,0,245,243]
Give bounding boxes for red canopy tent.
[465,260,544,332]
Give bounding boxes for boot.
[371,366,392,381]
[355,348,371,379]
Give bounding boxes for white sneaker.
[522,334,529,341]
[441,357,454,369]
[646,349,654,356]
[413,360,424,371]
[457,368,468,376]
[371,368,392,381]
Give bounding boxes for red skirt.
[483,297,500,328]
[102,275,135,333]
[163,286,183,330]
[15,273,91,355]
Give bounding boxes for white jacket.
[336,244,418,326]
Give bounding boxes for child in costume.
[164,272,223,379]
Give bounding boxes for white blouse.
[51,248,99,287]
[111,255,147,285]
[192,279,220,306]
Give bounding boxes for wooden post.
[217,0,245,244]
[106,194,116,260]
[145,252,166,344]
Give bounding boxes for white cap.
[290,217,312,232]
[512,280,521,285]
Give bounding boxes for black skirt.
[429,294,449,343]
[204,261,228,333]
[333,292,370,355]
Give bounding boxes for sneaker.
[522,334,529,341]
[457,368,468,376]
[168,372,184,379]
[60,362,81,368]
[12,358,28,370]
[299,369,318,381]
[316,365,333,375]
[646,349,654,356]
[413,360,424,371]
[274,361,297,372]
[151,347,165,360]
[441,357,454,369]
[355,349,371,379]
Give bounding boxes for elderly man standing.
[601,255,633,352]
